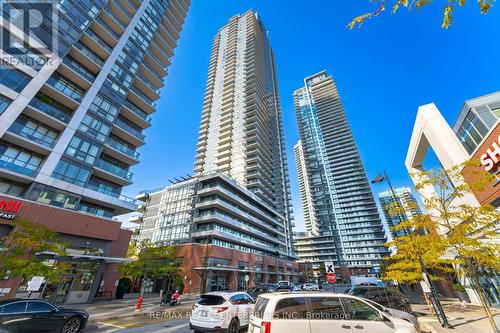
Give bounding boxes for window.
[1,301,27,314]
[52,159,91,186]
[10,116,58,147]
[197,295,225,306]
[89,95,119,122]
[0,178,25,196]
[342,298,381,321]
[308,296,346,320]
[78,202,113,218]
[273,297,308,319]
[65,135,101,164]
[46,73,84,101]
[30,185,79,210]
[0,95,12,114]
[0,63,30,92]
[0,142,42,176]
[254,297,269,319]
[27,301,54,312]
[78,114,110,142]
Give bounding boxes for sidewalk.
[65,293,199,323]
[413,301,500,333]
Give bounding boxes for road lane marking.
[97,321,126,329]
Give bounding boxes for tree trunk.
[472,273,499,333]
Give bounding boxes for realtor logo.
[0,200,23,220]
[0,0,58,69]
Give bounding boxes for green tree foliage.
[120,239,180,281]
[0,219,69,283]
[384,163,500,332]
[349,0,494,29]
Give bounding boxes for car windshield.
[197,294,225,306]
[349,288,368,297]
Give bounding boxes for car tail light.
[192,304,198,311]
[260,321,271,333]
[216,307,228,313]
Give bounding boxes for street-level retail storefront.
[405,97,500,306]
[0,194,131,304]
[158,243,300,294]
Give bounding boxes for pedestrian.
[171,289,180,306]
[161,289,170,306]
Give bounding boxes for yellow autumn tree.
[349,0,494,29]
[384,163,500,333]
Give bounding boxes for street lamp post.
[372,170,452,328]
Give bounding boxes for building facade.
[406,92,500,306]
[378,187,422,239]
[293,71,388,280]
[134,173,299,293]
[0,0,190,303]
[193,10,295,257]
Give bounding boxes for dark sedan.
[247,284,277,299]
[348,285,412,312]
[0,299,88,333]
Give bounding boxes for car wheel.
[397,304,409,312]
[228,318,240,333]
[61,317,82,333]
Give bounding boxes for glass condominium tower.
[378,187,422,239]
[194,10,295,257]
[293,71,388,276]
[0,0,189,217]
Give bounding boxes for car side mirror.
[51,308,58,314]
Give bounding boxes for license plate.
[200,310,208,317]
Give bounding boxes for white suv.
[190,292,254,333]
[249,292,420,333]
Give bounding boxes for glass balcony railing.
[141,61,164,82]
[123,99,152,122]
[96,159,133,181]
[85,182,121,197]
[114,118,145,140]
[95,17,121,40]
[62,57,96,82]
[0,159,40,177]
[130,85,155,106]
[136,76,160,95]
[8,122,57,148]
[74,42,105,66]
[28,95,72,123]
[85,29,113,53]
[106,136,140,159]
[46,75,84,102]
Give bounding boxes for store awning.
[36,251,131,264]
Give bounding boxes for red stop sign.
[327,273,337,283]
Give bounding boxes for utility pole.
[200,237,210,294]
[372,170,452,328]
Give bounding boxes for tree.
[383,163,500,333]
[120,239,180,297]
[0,219,69,285]
[349,0,494,29]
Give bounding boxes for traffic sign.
[327,273,336,284]
[324,262,335,274]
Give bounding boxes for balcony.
[128,214,143,224]
[128,86,156,113]
[27,95,72,125]
[7,121,57,149]
[93,18,120,46]
[99,11,127,35]
[0,159,40,178]
[123,99,152,124]
[72,42,105,70]
[44,75,84,109]
[95,158,133,185]
[82,29,112,59]
[113,117,145,146]
[104,136,140,165]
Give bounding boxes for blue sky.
[121,0,500,229]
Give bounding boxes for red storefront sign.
[0,199,23,220]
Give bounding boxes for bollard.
[135,295,143,311]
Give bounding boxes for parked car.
[0,299,89,333]
[249,292,420,333]
[248,284,277,299]
[190,292,254,333]
[348,285,412,312]
[301,283,319,290]
[363,298,420,332]
[277,280,290,288]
